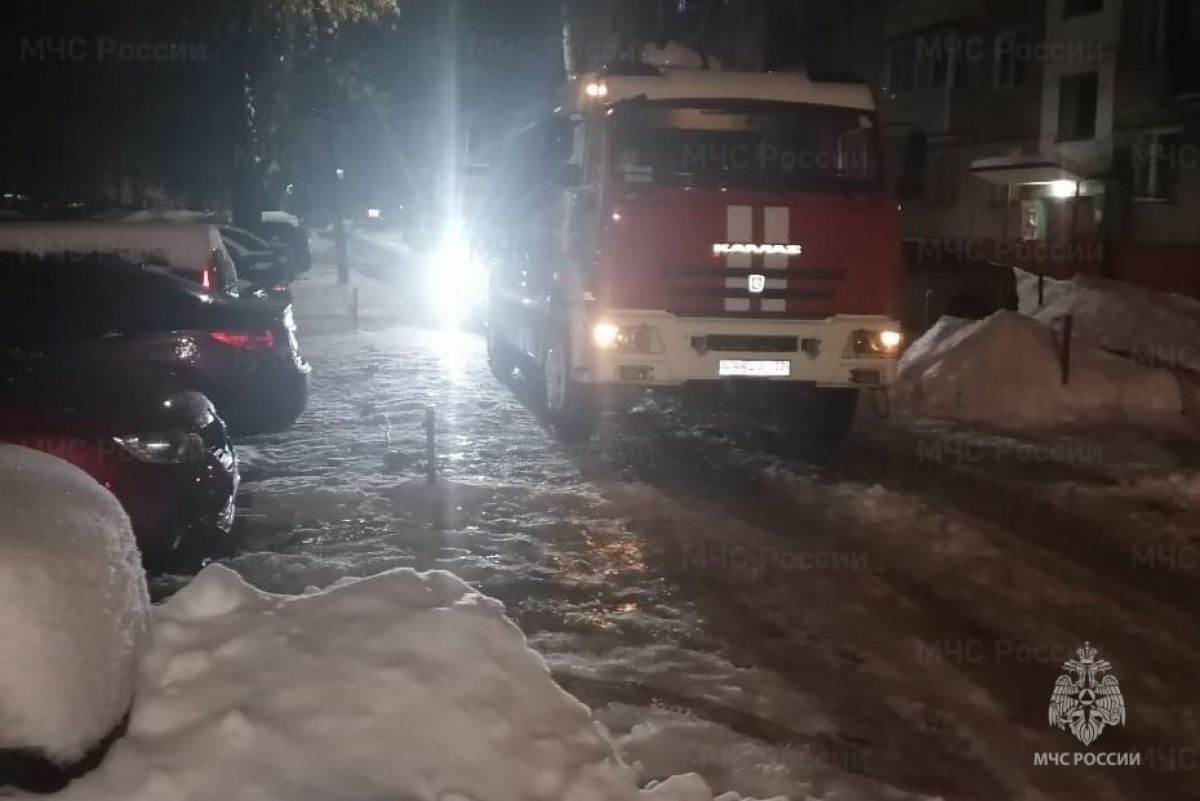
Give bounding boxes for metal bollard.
[1059,313,1073,385]
[351,287,360,331]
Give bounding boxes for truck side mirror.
[555,162,583,188]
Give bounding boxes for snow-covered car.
[0,384,237,556]
[0,444,149,794]
[0,252,311,435]
[0,221,240,296]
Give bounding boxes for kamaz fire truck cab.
[484,50,904,442]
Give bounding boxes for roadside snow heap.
[0,445,150,793]
[893,307,1187,430]
[1032,273,1200,374]
[34,563,778,801]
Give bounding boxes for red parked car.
[0,382,238,556]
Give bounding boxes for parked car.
[258,211,312,276]
[0,252,311,434]
[0,221,241,296]
[0,380,237,556]
[220,225,293,301]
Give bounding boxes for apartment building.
[879,0,1200,295]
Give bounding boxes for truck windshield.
[610,100,882,191]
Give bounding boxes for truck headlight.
[592,322,654,352]
[849,329,903,356]
[592,322,621,349]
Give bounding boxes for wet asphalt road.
[153,324,1200,801]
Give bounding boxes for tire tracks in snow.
[586,408,1196,801]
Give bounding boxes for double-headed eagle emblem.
[1048,642,1126,746]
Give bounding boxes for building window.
[993,29,1031,88]
[885,30,959,99]
[1063,0,1103,19]
[1057,71,1100,141]
[1133,130,1183,201]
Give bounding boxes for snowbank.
[0,446,149,769]
[893,311,1185,430]
[1013,266,1071,315]
[45,565,779,801]
[1031,273,1200,375]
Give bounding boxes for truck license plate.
[718,359,791,378]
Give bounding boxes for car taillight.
[210,330,276,349]
[201,260,214,292]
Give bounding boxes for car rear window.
[0,253,208,343]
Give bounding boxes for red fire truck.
[483,58,904,442]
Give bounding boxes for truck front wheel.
[487,323,520,383]
[542,328,599,442]
[787,388,859,446]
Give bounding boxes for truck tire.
[788,388,858,446]
[487,323,520,383]
[542,326,599,442]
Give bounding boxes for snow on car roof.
[261,210,301,227]
[121,209,221,224]
[0,222,225,271]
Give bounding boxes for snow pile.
[1031,273,1200,375]
[893,311,1185,429]
[0,446,149,768]
[1013,266,1071,315]
[1120,470,1200,508]
[46,565,780,801]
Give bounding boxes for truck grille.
[664,265,845,317]
[695,335,799,353]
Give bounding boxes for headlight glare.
[849,328,904,356]
[592,322,621,349]
[592,322,654,352]
[879,329,903,350]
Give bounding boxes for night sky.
[0,0,830,214]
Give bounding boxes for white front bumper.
[574,311,900,387]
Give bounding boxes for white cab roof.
[564,69,876,114]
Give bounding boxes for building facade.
[877,0,1200,295]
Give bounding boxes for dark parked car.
[257,213,312,276]
[0,381,237,556]
[0,253,311,434]
[221,224,294,301]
